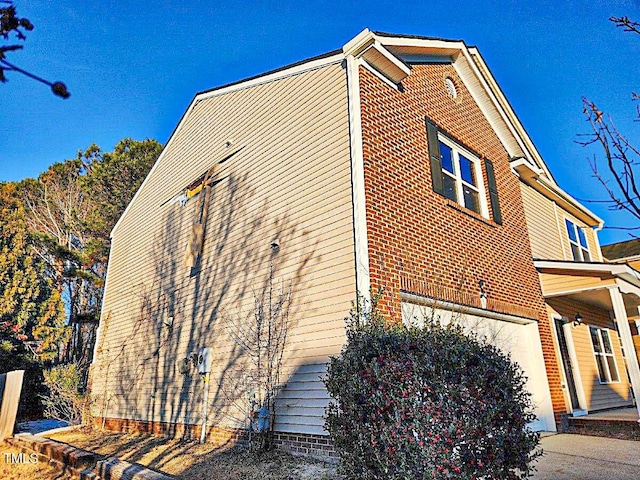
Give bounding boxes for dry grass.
[47,427,339,480]
[0,442,66,480]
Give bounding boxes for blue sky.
[1,0,639,245]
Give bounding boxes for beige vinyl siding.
[519,182,602,262]
[519,182,564,260]
[91,63,354,436]
[547,297,632,411]
[539,273,616,297]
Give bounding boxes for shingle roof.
[601,238,640,260]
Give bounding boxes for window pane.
[590,327,602,353]
[582,249,591,262]
[577,227,588,248]
[440,142,454,174]
[606,356,620,382]
[459,154,476,186]
[595,355,607,382]
[463,186,480,213]
[570,243,581,261]
[443,174,457,202]
[565,219,577,242]
[601,330,613,354]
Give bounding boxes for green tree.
[81,138,163,242]
[0,182,67,360]
[20,138,161,372]
[1,1,69,98]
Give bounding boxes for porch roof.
[533,259,640,318]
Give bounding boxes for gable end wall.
[358,63,565,416]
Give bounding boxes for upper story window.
[426,118,502,224]
[565,218,590,262]
[438,139,483,215]
[589,326,620,383]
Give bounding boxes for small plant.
[41,363,91,425]
[324,293,541,480]
[224,264,292,452]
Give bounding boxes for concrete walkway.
[533,434,640,480]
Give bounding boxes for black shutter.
[484,158,502,225]
[425,117,444,196]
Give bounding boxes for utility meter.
[197,347,213,374]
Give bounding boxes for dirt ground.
[0,443,67,480]
[47,427,339,480]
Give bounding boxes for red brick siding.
[358,64,565,416]
[93,417,336,457]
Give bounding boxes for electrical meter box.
[198,347,213,374]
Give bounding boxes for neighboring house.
[518,162,640,417]
[90,29,610,454]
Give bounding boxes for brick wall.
[94,417,336,457]
[358,63,566,417]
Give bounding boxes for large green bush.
[324,297,541,480]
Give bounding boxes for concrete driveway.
[533,434,640,480]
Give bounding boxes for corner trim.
[345,55,371,301]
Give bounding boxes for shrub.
[41,363,90,425]
[324,296,541,480]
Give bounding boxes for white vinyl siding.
[91,63,354,436]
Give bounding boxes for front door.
[554,318,581,411]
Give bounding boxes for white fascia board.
[343,31,410,85]
[454,49,533,163]
[376,35,466,54]
[468,47,555,183]
[196,53,345,102]
[343,28,375,56]
[111,52,344,238]
[363,40,411,82]
[535,175,604,227]
[512,158,603,228]
[534,259,640,284]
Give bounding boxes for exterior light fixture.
[479,280,487,309]
[573,312,583,327]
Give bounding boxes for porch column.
[608,286,640,421]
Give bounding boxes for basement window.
[589,326,620,384]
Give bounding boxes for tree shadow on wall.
[92,167,319,456]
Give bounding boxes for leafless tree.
[578,16,640,233]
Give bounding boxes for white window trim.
[564,217,590,262]
[589,326,621,384]
[437,135,490,219]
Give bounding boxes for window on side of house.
[565,218,590,262]
[437,139,484,215]
[589,326,620,383]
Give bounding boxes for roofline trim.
[196,52,345,102]
[534,259,640,288]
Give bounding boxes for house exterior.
[89,29,628,454]
[518,160,640,417]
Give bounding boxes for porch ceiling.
[560,289,640,319]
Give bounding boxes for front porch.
[534,260,640,424]
[566,406,640,440]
